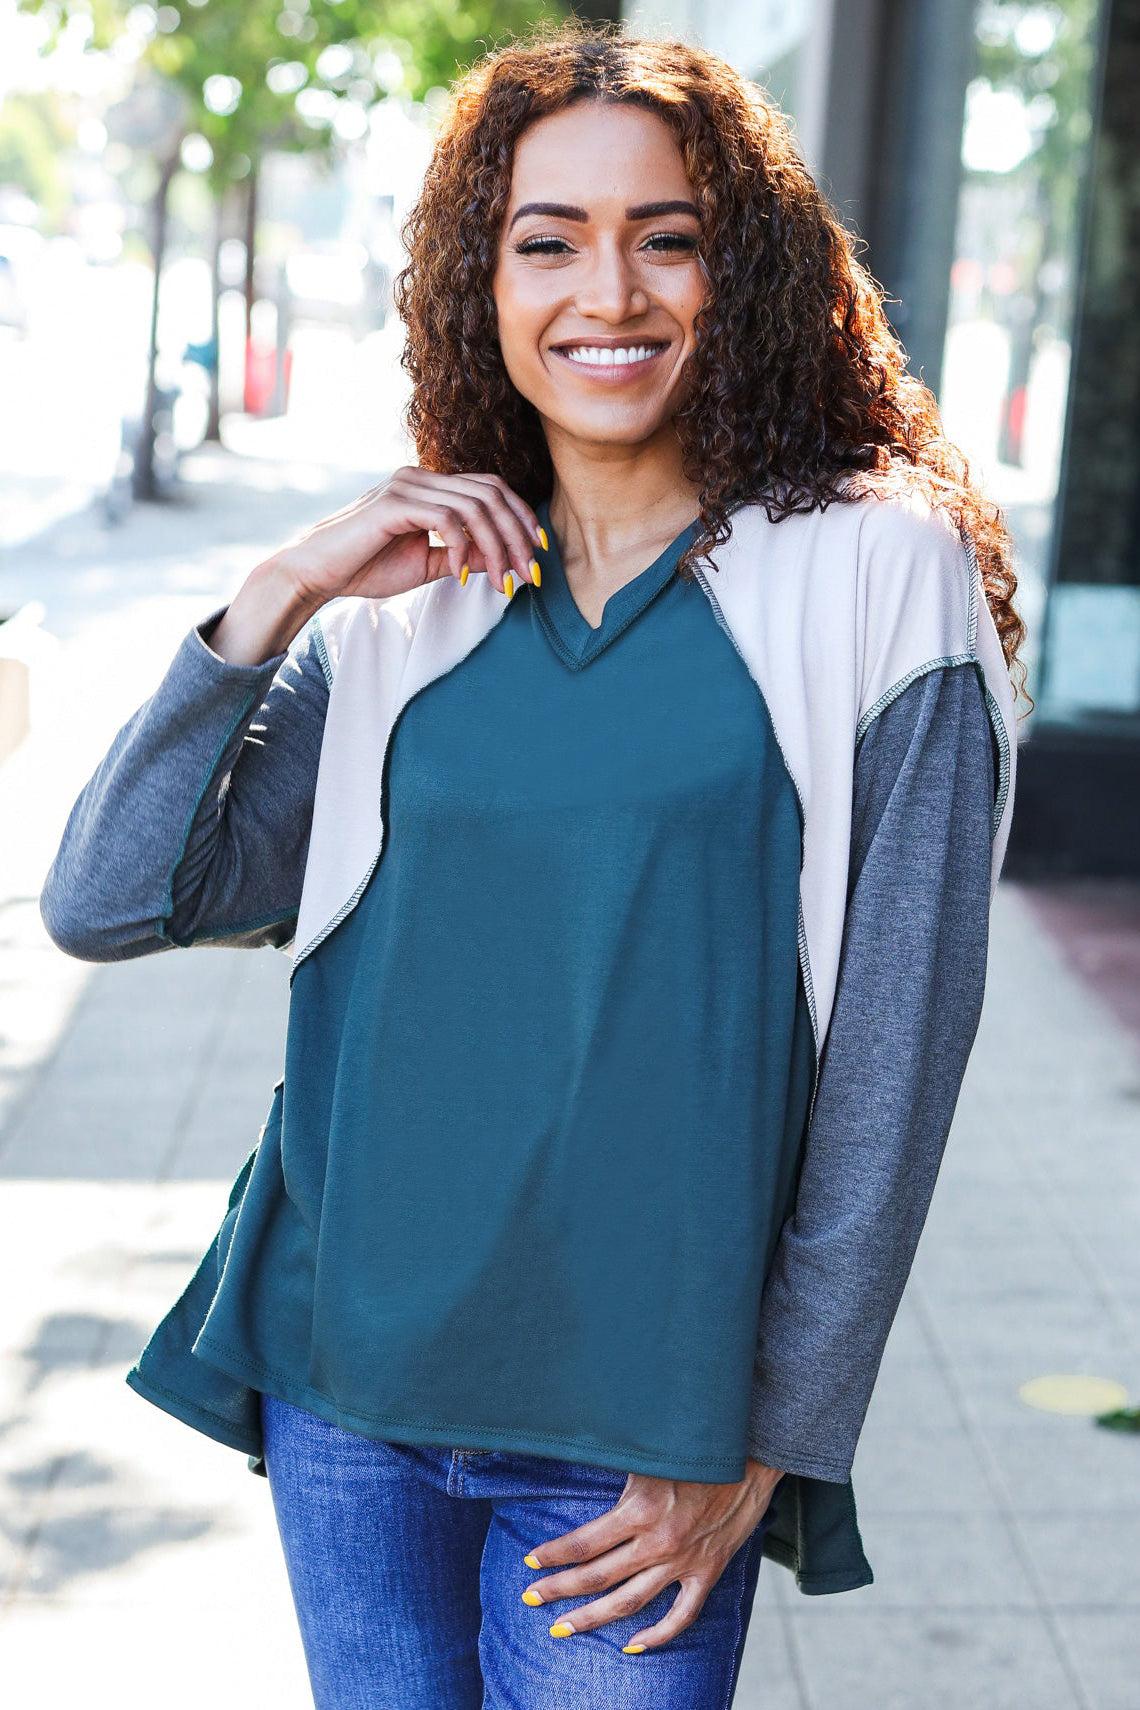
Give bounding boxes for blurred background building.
[630,0,1139,877]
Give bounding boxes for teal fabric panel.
[190,511,811,1485]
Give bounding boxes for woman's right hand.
[275,465,545,606]
[209,466,545,667]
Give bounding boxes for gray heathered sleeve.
[39,605,330,961]
[745,661,997,1482]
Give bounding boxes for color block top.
[40,489,1003,1596]
[190,507,815,1481]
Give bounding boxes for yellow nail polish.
[549,1622,574,1639]
[623,1643,647,1654]
[529,559,541,585]
[521,1589,543,1606]
[504,573,514,597]
[460,565,469,586]
[523,1552,542,1569]
[538,526,549,552]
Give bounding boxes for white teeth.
[562,344,660,367]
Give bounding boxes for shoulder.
[835,483,979,696]
[850,485,973,618]
[720,484,976,664]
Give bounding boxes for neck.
[543,421,702,585]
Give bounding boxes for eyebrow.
[507,199,700,230]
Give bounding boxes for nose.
[574,237,649,322]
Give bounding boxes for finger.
[522,1540,645,1608]
[621,1575,711,1652]
[464,472,546,553]
[411,473,539,589]
[425,529,467,582]
[523,1499,641,1572]
[542,1563,680,1639]
[383,475,515,593]
[411,504,472,582]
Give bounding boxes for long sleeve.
[745,660,998,1482]
[39,604,331,961]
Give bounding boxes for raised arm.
[746,660,998,1482]
[39,601,331,961]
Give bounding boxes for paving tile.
[789,1512,1037,1614]
[978,1420,1140,1513]
[1017,1512,1140,1609]
[849,1422,993,1513]
[1054,1610,1140,1710]
[785,1609,1080,1710]
[928,1290,1139,1381]
[16,1491,287,1607]
[735,1611,805,1709]
[0,1599,314,1709]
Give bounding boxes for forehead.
[506,102,692,212]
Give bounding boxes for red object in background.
[1007,383,1027,449]
[244,338,293,415]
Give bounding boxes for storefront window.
[938,0,1105,707]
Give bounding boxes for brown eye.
[643,233,698,253]
[515,236,574,255]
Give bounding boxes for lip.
[547,339,671,383]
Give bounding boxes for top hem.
[193,1331,748,1484]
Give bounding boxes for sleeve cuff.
[189,605,291,681]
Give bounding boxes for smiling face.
[492,101,707,453]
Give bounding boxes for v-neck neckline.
[533,502,703,670]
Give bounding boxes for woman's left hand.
[520,1457,785,1651]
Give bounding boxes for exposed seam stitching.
[854,655,975,747]
[856,655,1011,841]
[311,615,334,692]
[690,558,822,1122]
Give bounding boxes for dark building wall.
[1052,0,1140,591]
[820,0,975,400]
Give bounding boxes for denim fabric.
[261,1391,776,1710]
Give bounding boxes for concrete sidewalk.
[1,452,1137,1708]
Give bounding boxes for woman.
[41,25,1022,1710]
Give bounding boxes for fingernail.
[504,572,515,598]
[523,1552,541,1569]
[460,565,469,586]
[549,1622,574,1638]
[521,1588,543,1606]
[529,559,541,585]
[538,526,549,551]
[623,1643,647,1654]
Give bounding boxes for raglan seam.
[312,614,335,691]
[856,653,1010,841]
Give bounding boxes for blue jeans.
[261,1392,777,1709]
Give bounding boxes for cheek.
[672,269,706,348]
[493,270,553,387]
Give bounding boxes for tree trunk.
[205,193,224,442]
[133,151,179,502]
[242,164,259,411]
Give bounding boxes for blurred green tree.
[0,91,73,226]
[17,0,567,490]
[969,0,1102,465]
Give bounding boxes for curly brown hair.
[396,21,1027,697]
